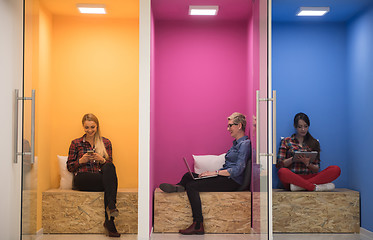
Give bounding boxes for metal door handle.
[272,90,277,164]
[256,90,277,165]
[14,89,20,163]
[256,91,260,165]
[14,89,36,164]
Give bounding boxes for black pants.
[177,172,241,222]
[73,162,118,220]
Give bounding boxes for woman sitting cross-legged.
[276,112,341,191]
[159,112,251,235]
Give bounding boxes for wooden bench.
[42,188,138,234]
[153,188,251,233]
[272,188,360,233]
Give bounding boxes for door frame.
[0,0,24,238]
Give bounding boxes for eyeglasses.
[227,123,238,128]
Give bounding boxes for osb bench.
[153,188,251,233]
[42,188,138,234]
[272,188,360,233]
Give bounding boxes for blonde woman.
[160,112,251,235]
[67,113,120,237]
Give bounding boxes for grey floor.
[29,230,373,240]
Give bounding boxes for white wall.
[0,0,24,238]
[138,0,151,238]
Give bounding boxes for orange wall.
[49,15,140,189]
[24,0,54,231]
[36,3,53,230]
[27,3,139,230]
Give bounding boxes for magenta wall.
[249,0,261,192]
[152,20,251,186]
[247,9,256,192]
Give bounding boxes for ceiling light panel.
[297,7,330,17]
[189,5,219,16]
[77,4,106,14]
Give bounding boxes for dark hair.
[293,113,320,152]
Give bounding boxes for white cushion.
[57,155,73,190]
[193,153,226,174]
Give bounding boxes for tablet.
[293,151,318,162]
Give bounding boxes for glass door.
[21,96,37,239]
[252,0,273,239]
[21,0,38,238]
[149,0,273,239]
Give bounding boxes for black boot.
[159,183,185,193]
[179,221,205,235]
[104,218,121,237]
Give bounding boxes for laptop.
[183,157,218,180]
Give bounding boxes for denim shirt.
[221,136,251,185]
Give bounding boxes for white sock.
[290,184,306,191]
[314,183,335,192]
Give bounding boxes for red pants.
[278,166,341,191]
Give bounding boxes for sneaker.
[315,183,335,192]
[290,184,306,191]
[159,183,185,193]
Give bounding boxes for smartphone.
[87,149,94,154]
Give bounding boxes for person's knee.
[329,165,341,177]
[102,161,116,172]
[182,172,191,179]
[103,161,114,168]
[277,168,290,179]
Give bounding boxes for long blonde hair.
[82,113,109,160]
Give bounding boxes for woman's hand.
[90,153,106,164]
[283,157,294,167]
[199,171,218,178]
[298,155,311,166]
[79,153,92,164]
